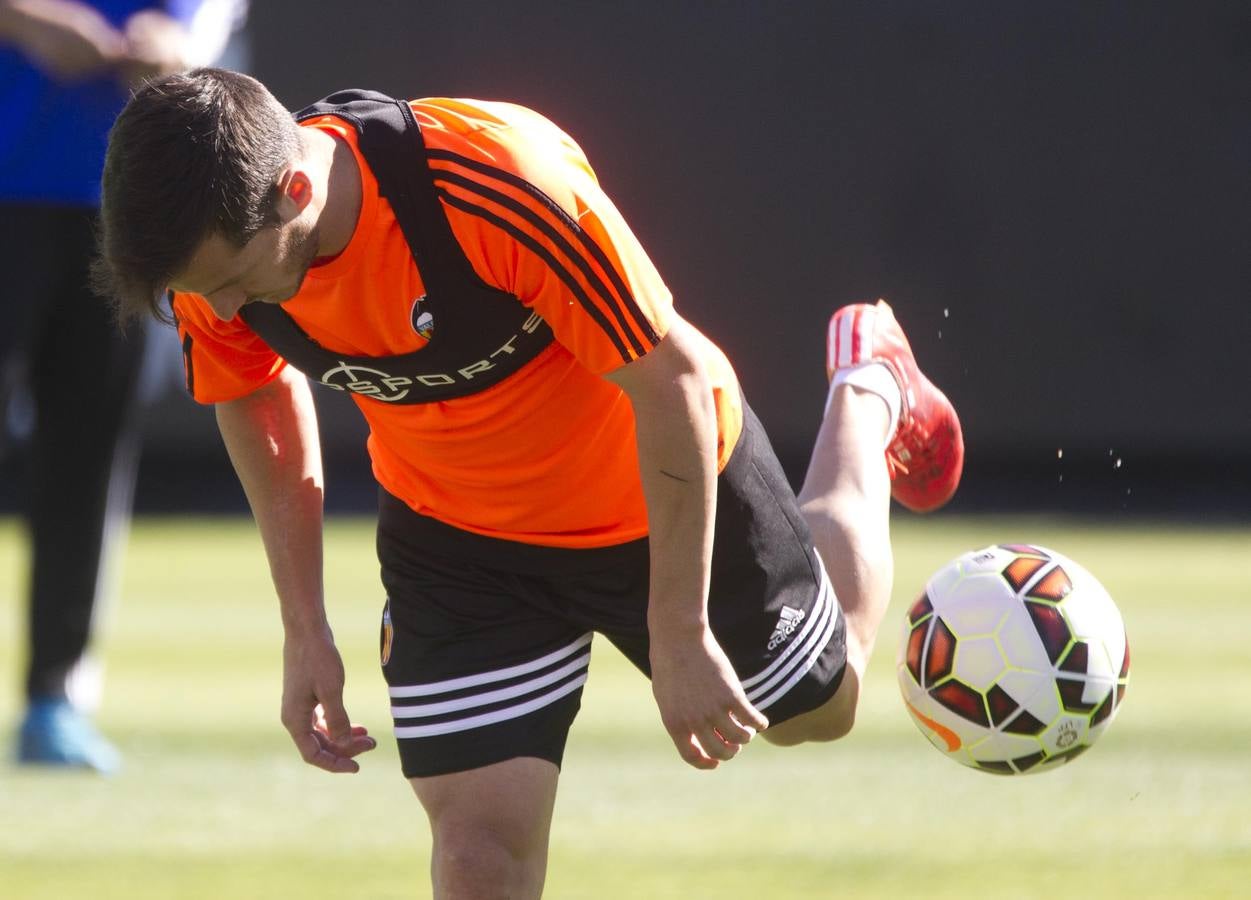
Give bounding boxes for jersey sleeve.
[171,292,286,403]
[420,100,673,375]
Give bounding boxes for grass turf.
[1,515,1248,898]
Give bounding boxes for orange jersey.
[173,98,742,547]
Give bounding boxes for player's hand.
[649,626,769,769]
[281,629,376,773]
[2,0,127,80]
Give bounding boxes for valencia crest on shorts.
[380,599,394,666]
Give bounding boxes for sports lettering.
[318,316,546,403]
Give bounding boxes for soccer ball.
[897,544,1129,775]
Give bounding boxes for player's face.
[169,218,320,322]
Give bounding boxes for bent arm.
[606,314,718,636]
[605,314,767,768]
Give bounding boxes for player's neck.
[309,129,363,260]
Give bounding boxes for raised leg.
[763,382,895,745]
[764,300,962,745]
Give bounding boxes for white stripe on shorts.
[388,632,592,698]
[389,633,593,739]
[742,551,841,711]
[390,652,590,719]
[393,674,588,739]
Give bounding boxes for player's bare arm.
[605,314,769,769]
[215,365,376,773]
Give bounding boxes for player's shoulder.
[411,98,594,209]
[412,97,580,150]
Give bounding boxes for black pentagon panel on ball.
[908,592,934,626]
[1057,640,1089,675]
[930,679,990,727]
[1002,555,1048,593]
[1025,600,1072,663]
[1026,565,1073,601]
[998,544,1048,557]
[1001,707,1047,736]
[905,622,927,685]
[976,759,1016,775]
[924,617,957,687]
[1012,750,1048,773]
[1057,676,1099,713]
[1091,691,1114,727]
[986,683,1020,727]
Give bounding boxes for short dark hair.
[92,68,301,325]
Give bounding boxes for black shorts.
[376,405,847,778]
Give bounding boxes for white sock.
[828,362,902,445]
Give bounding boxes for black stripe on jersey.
[432,168,647,358]
[181,331,195,396]
[435,188,633,364]
[427,149,661,348]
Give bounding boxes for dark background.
[40,1,1251,516]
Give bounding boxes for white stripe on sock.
[837,308,855,368]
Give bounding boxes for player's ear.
[274,169,314,220]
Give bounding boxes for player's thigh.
[410,755,560,853]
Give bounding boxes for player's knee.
[763,695,857,746]
[431,819,546,899]
[762,670,861,746]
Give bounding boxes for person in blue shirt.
[0,0,247,772]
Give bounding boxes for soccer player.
[93,69,962,896]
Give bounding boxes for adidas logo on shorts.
[767,605,806,651]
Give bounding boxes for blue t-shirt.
[0,1,206,206]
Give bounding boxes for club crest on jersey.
[380,600,394,666]
[411,295,434,340]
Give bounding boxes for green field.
[1,515,1247,899]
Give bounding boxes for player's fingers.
[673,732,718,770]
[290,729,359,773]
[696,725,740,762]
[313,729,368,772]
[340,732,378,759]
[733,697,769,734]
[714,711,757,745]
[318,695,353,744]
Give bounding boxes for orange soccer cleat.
[826,300,964,512]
